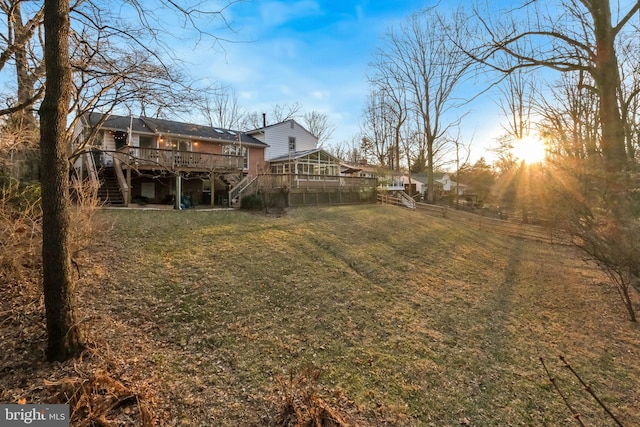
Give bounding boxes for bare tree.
[302,110,335,145]
[472,0,640,170]
[536,72,600,159]
[243,102,303,129]
[372,7,473,202]
[360,89,394,167]
[39,0,81,361]
[0,1,45,119]
[199,86,245,130]
[33,0,244,362]
[497,69,534,141]
[494,69,538,222]
[472,1,640,320]
[617,26,640,160]
[0,2,45,180]
[271,102,302,122]
[326,136,364,164]
[368,50,409,172]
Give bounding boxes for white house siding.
[262,120,317,160]
[100,131,116,166]
[402,175,427,194]
[435,174,451,191]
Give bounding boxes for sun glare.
[512,136,546,164]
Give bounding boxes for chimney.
[262,113,266,128]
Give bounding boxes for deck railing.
[260,173,378,190]
[124,147,243,170]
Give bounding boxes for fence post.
[443,206,448,218]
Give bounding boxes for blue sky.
[169,0,503,162]
[0,0,501,164]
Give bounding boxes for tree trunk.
[427,138,435,204]
[590,1,627,169]
[39,0,82,362]
[13,2,37,130]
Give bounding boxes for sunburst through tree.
[511,136,547,164]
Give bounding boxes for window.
[288,137,296,152]
[223,144,248,169]
[139,136,154,149]
[169,139,190,151]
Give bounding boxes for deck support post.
[126,167,131,205]
[210,174,215,207]
[175,173,182,210]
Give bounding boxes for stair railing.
[83,150,100,186]
[399,191,416,209]
[230,175,259,207]
[227,175,249,206]
[112,154,129,206]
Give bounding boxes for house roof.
[247,119,317,140]
[407,172,451,183]
[82,112,268,147]
[433,172,450,180]
[268,148,340,163]
[409,173,428,184]
[340,165,363,174]
[340,162,397,175]
[83,112,153,134]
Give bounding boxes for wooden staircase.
[97,167,125,205]
[219,173,242,189]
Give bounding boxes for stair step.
[96,167,124,205]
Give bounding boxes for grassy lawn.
[71,205,639,425]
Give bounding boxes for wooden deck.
[120,147,243,172]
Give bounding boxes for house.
[405,172,469,200]
[399,174,425,197]
[73,113,267,207]
[73,113,377,208]
[340,161,404,191]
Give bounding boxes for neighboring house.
[340,163,412,208]
[340,161,377,178]
[434,172,468,196]
[340,161,404,190]
[401,174,427,196]
[406,172,469,200]
[73,113,267,207]
[247,119,317,161]
[434,172,453,192]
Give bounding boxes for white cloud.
[278,85,293,96]
[259,0,322,27]
[239,91,257,100]
[310,90,330,100]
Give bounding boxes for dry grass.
[2,204,639,426]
